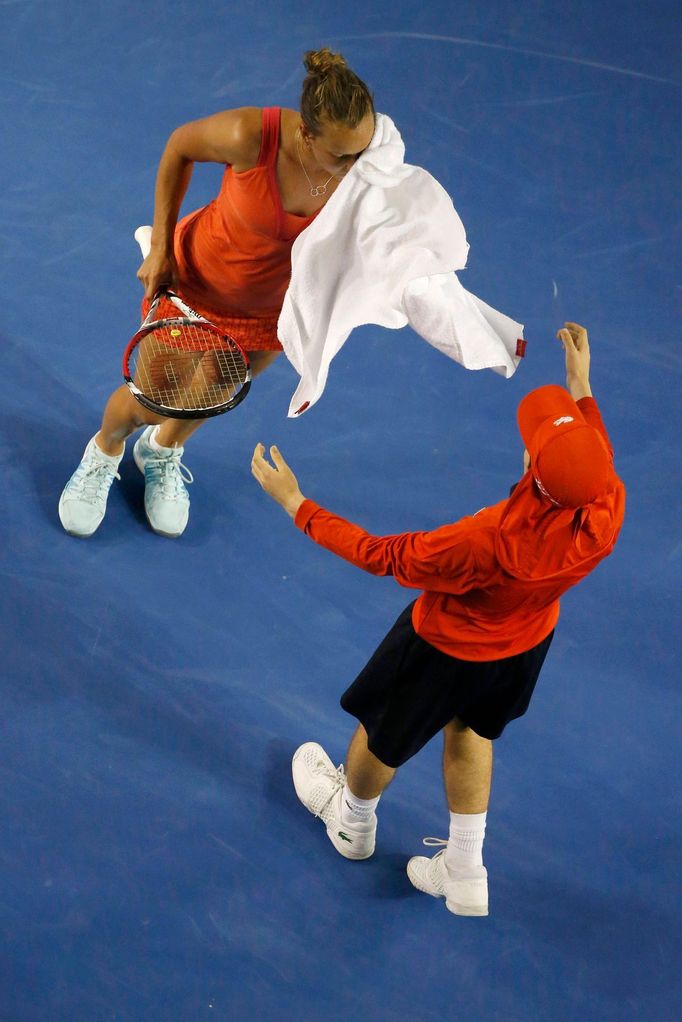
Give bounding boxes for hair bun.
[300,47,374,134]
[303,47,348,76]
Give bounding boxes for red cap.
[517,385,612,508]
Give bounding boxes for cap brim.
[517,385,586,450]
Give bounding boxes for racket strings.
[130,321,248,412]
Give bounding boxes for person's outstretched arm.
[250,444,479,593]
[556,321,616,453]
[251,444,307,518]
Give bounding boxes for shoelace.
[146,451,194,498]
[312,762,346,820]
[421,839,448,870]
[72,461,120,505]
[422,837,448,849]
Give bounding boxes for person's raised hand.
[557,321,592,400]
[251,444,306,518]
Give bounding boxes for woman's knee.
[247,350,281,377]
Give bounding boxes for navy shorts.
[340,602,554,768]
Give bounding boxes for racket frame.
[122,288,252,419]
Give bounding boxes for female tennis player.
[59,47,375,538]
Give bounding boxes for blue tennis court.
[1,2,680,1020]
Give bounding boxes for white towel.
[277,113,524,417]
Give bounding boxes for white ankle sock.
[148,425,179,454]
[93,435,124,464]
[445,811,487,874]
[341,784,379,826]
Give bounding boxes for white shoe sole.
[58,492,100,537]
[445,898,488,917]
[143,518,184,539]
[407,858,488,917]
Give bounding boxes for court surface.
[1,2,680,1020]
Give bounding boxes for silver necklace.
[296,132,334,197]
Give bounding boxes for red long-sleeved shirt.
[294,398,625,661]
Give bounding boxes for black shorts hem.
[340,602,553,768]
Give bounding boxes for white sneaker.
[291,742,377,860]
[133,426,193,538]
[407,839,489,917]
[58,435,122,537]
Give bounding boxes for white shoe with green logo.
[292,742,376,860]
[407,839,489,916]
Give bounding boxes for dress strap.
[257,107,281,167]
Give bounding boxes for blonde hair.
[300,47,374,135]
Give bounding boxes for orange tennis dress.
[145,107,318,351]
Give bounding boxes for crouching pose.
[58,48,375,539]
[251,323,625,917]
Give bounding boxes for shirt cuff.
[294,498,321,531]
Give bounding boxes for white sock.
[445,811,487,875]
[340,784,380,826]
[92,434,124,465]
[148,425,180,454]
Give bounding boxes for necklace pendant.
[311,184,326,197]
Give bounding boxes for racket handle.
[135,224,206,322]
[135,226,173,313]
[134,225,153,259]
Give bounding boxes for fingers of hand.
[251,443,268,482]
[270,446,293,480]
[270,445,284,467]
[563,321,588,347]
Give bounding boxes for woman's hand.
[137,246,179,300]
[251,444,306,518]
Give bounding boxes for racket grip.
[134,225,153,259]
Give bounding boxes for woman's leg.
[97,350,282,452]
[96,385,171,455]
[248,349,282,375]
[61,349,282,536]
[152,349,281,448]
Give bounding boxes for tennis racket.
[124,230,251,418]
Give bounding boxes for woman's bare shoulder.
[213,106,263,162]
[171,107,263,166]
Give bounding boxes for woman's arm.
[137,107,263,297]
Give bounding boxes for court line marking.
[338,32,680,87]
